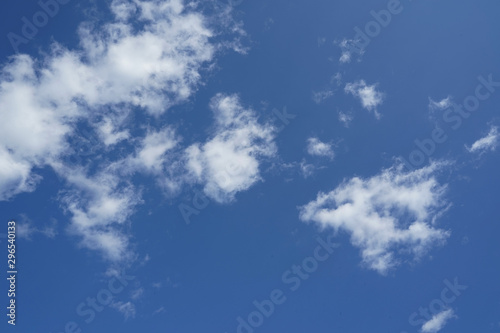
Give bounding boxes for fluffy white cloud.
[0,0,244,261]
[307,137,334,159]
[0,0,236,197]
[299,162,450,274]
[345,80,384,117]
[0,55,76,200]
[466,126,499,153]
[75,0,217,114]
[185,94,276,203]
[421,309,455,333]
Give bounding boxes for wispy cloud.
[429,96,452,111]
[421,309,456,333]
[300,160,316,179]
[110,301,136,320]
[466,126,499,153]
[16,215,57,240]
[312,89,334,104]
[338,111,353,128]
[153,306,166,315]
[338,38,364,64]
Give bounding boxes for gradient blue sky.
[1,0,500,332]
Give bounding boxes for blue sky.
[1,0,500,332]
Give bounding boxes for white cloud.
[331,72,342,86]
[0,0,237,199]
[133,128,179,172]
[16,215,57,240]
[0,0,245,261]
[300,160,316,179]
[429,96,452,111]
[312,89,334,104]
[339,52,351,64]
[98,118,130,146]
[153,306,166,315]
[0,147,40,201]
[299,162,450,274]
[0,55,75,200]
[307,137,334,159]
[338,39,364,64]
[110,301,136,320]
[338,111,353,128]
[110,0,137,21]
[54,164,142,261]
[185,94,276,203]
[345,80,384,117]
[102,127,183,195]
[421,309,455,333]
[466,126,499,153]
[74,0,218,114]
[130,287,144,300]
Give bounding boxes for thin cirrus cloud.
[344,80,384,118]
[466,126,499,153]
[421,309,456,333]
[299,161,451,274]
[0,0,248,261]
[312,89,334,104]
